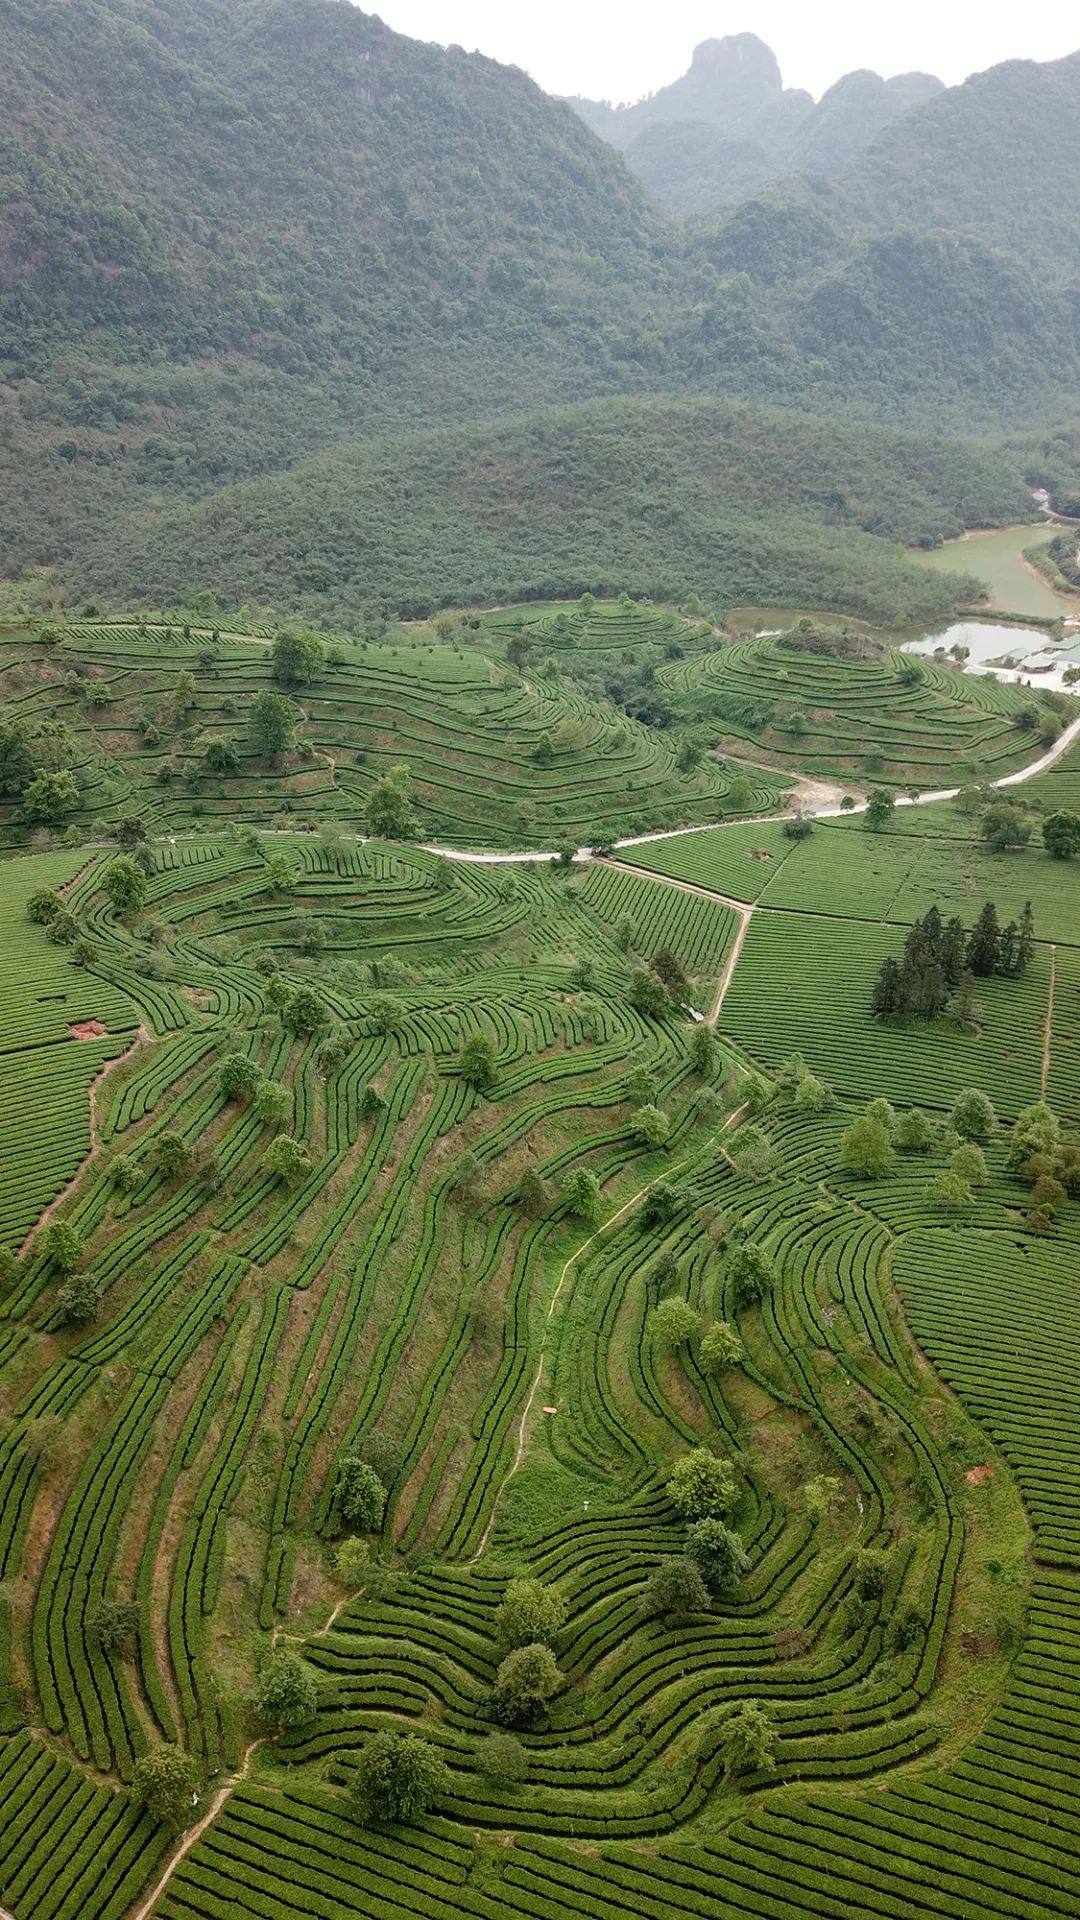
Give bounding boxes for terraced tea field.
[0,604,1079,1920]
[0,618,779,853]
[662,627,1072,787]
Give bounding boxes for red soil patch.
[69,1020,107,1039]
[964,1464,992,1486]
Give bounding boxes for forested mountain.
[0,0,1077,619]
[82,395,1030,625]
[569,35,943,216]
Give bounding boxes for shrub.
[132,1744,200,1829]
[491,1643,562,1723]
[350,1731,447,1824]
[495,1578,566,1651]
[256,1650,318,1731]
[650,1297,698,1346]
[686,1518,749,1592]
[639,1558,709,1618]
[334,1458,387,1533]
[665,1448,736,1521]
[722,1701,777,1780]
[476,1732,527,1784]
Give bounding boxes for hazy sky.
[369,3,1079,103]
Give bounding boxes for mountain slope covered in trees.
[83,395,1030,624]
[0,0,1077,618]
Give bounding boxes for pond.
[907,522,1077,620]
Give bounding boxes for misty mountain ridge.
[568,33,945,214]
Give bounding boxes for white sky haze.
[368,2,1079,105]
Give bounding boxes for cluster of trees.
[1008,1100,1080,1229]
[872,902,1034,1024]
[0,712,81,822]
[839,1088,998,1198]
[980,802,1080,859]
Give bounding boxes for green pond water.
[909,522,1075,619]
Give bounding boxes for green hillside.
[71,395,1029,625]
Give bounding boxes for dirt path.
[128,1573,362,1920]
[1042,944,1057,1099]
[707,908,754,1026]
[17,1024,149,1257]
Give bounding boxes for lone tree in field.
[650,1297,699,1347]
[701,1320,744,1371]
[256,1650,318,1732]
[86,1598,139,1656]
[495,1578,566,1651]
[686,1517,750,1593]
[951,1089,996,1141]
[39,1219,84,1273]
[22,769,78,822]
[350,1731,448,1825]
[726,1241,775,1306]
[264,1134,312,1186]
[153,1131,192,1181]
[722,1701,777,1781]
[104,855,147,916]
[133,1744,200,1830]
[839,1112,895,1179]
[366,765,417,840]
[665,1448,736,1521]
[283,984,326,1033]
[980,803,1031,852]
[491,1643,562,1724]
[634,1104,671,1148]
[563,1168,601,1223]
[864,788,895,832]
[272,628,324,688]
[248,689,297,760]
[56,1272,102,1328]
[650,948,687,998]
[689,1025,716,1077]
[218,1052,262,1102]
[628,967,669,1020]
[895,1109,935,1152]
[640,1558,709,1619]
[477,1732,527,1784]
[1043,809,1080,859]
[458,1033,497,1092]
[334,1457,387,1533]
